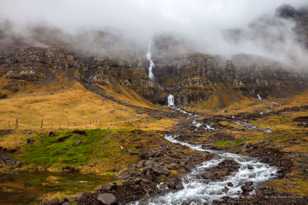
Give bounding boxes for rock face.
[153,53,308,105]
[0,36,308,106]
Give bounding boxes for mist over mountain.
[0,0,308,68]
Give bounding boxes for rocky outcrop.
[0,44,307,106]
[0,47,81,95]
[153,53,308,105]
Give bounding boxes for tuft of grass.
[213,138,244,149]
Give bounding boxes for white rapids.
[155,134,278,205]
[132,98,278,205]
[146,42,155,80]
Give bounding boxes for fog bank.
[0,0,308,67]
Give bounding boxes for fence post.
[40,119,44,129]
[15,119,19,129]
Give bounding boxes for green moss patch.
[213,138,245,149]
[17,129,147,172]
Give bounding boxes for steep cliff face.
[79,56,166,104]
[0,47,80,96]
[153,53,308,105]
[0,44,307,108]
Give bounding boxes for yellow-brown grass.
[0,82,174,131]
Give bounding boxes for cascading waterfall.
[132,95,278,205]
[167,94,175,107]
[146,42,155,80]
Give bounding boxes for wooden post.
[15,119,19,129]
[40,119,44,129]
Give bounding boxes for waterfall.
[167,94,175,107]
[257,94,263,101]
[146,42,155,80]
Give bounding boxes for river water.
[133,97,278,205]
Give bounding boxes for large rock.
[97,193,117,205]
[199,159,240,181]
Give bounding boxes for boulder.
[97,193,117,205]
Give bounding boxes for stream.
[132,95,278,205]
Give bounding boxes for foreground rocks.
[243,143,293,177]
[76,142,211,205]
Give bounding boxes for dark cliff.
[1,46,308,107]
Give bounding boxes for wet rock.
[97,193,117,205]
[200,160,240,181]
[166,177,183,190]
[247,165,254,170]
[241,181,254,195]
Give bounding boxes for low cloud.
[0,0,307,68]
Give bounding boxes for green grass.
[1,128,154,204]
[17,128,144,174]
[20,129,112,167]
[213,138,244,149]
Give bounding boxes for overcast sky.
[1,0,307,66]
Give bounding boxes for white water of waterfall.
[146,42,155,80]
[167,94,175,107]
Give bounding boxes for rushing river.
[133,97,278,205]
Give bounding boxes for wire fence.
[0,117,146,130]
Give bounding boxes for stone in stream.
[97,193,117,205]
[199,160,240,181]
[241,181,254,195]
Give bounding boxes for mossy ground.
[0,128,168,204]
[199,107,308,197]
